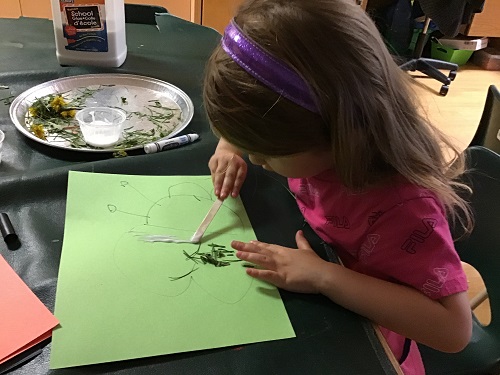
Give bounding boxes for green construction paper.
[50,171,295,369]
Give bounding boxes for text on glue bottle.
[51,0,127,67]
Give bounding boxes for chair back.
[456,147,500,336]
[419,146,500,374]
[154,13,221,58]
[470,85,500,154]
[125,4,168,25]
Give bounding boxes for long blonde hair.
[203,0,472,235]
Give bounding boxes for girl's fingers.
[220,164,238,199]
[236,251,272,267]
[209,153,247,199]
[245,268,280,285]
[231,163,247,197]
[232,240,265,254]
[209,159,223,195]
[212,170,225,197]
[295,230,313,250]
[233,240,275,268]
[210,157,234,198]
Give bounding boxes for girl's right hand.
[209,139,247,199]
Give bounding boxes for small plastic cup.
[0,130,5,164]
[75,107,126,148]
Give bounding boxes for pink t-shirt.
[288,170,468,375]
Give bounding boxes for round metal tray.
[9,74,194,153]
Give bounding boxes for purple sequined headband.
[221,20,319,114]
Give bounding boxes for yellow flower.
[50,95,67,113]
[28,106,39,117]
[113,150,128,158]
[60,109,76,118]
[30,124,47,140]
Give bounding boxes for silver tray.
[9,74,194,153]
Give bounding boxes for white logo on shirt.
[422,267,449,296]
[299,182,320,197]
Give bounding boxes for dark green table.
[0,16,399,375]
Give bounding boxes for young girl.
[203,0,473,373]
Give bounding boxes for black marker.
[0,213,18,244]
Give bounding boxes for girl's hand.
[232,230,329,293]
[209,139,247,199]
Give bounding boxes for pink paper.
[0,255,59,364]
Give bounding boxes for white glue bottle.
[51,0,127,67]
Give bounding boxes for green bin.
[431,41,473,66]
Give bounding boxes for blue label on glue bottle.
[51,0,127,67]
[61,1,108,52]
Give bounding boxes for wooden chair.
[418,146,500,374]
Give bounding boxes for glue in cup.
[76,107,126,148]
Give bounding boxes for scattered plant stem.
[170,242,242,281]
[169,264,199,281]
[1,95,14,105]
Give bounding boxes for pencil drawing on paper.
[107,179,254,303]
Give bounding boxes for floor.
[410,64,500,150]
[410,63,500,324]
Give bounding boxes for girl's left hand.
[232,230,330,294]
